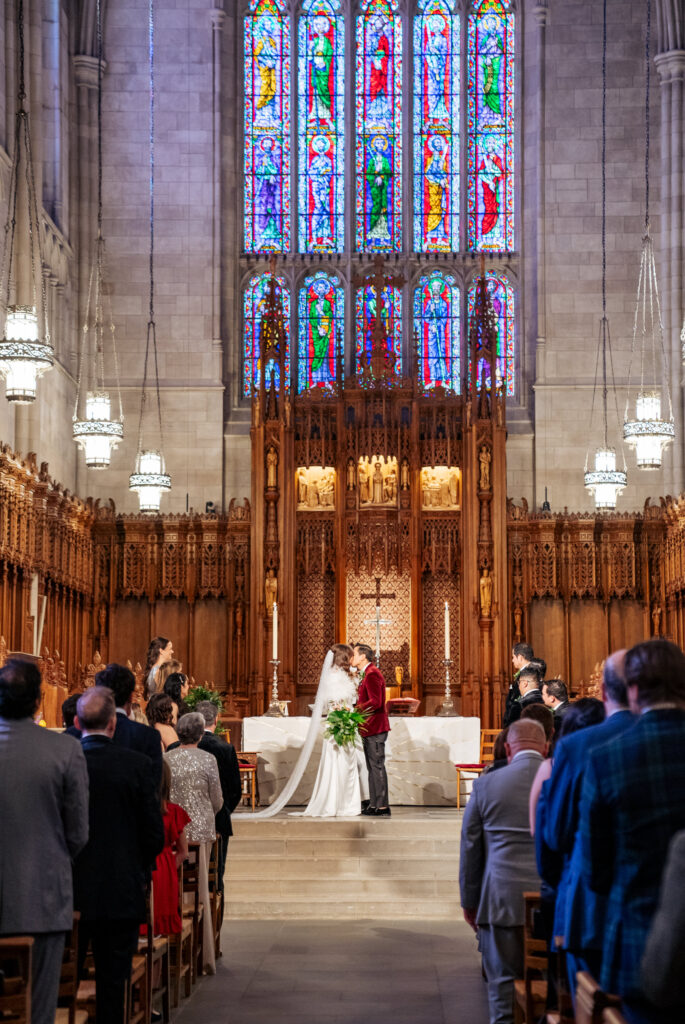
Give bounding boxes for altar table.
[242,715,480,806]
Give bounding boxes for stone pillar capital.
[654,49,685,84]
[72,55,106,90]
[210,7,226,30]
[532,2,550,28]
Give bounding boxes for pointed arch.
[297,272,344,391]
[298,0,345,253]
[243,273,291,396]
[414,271,460,391]
[467,271,515,395]
[413,0,460,253]
[244,0,291,253]
[355,0,402,252]
[467,0,515,251]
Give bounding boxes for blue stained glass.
[467,271,515,395]
[414,272,460,391]
[297,272,344,392]
[244,0,290,253]
[355,285,402,375]
[298,0,345,253]
[355,0,402,252]
[413,0,460,252]
[243,273,291,397]
[467,0,515,251]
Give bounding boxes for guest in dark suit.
[0,659,89,1024]
[542,678,570,733]
[580,640,685,1024]
[97,663,163,789]
[641,829,685,1016]
[503,642,534,727]
[352,643,391,816]
[195,700,242,889]
[73,687,164,1024]
[505,666,544,727]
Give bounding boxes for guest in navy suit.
[580,640,685,1024]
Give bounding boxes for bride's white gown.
[303,667,368,818]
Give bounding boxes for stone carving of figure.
[439,473,450,507]
[283,390,291,428]
[266,447,278,489]
[306,475,319,507]
[448,469,458,505]
[359,462,370,503]
[479,568,493,618]
[479,446,491,491]
[652,604,662,637]
[372,461,384,504]
[347,459,356,491]
[400,458,409,491]
[513,605,522,639]
[384,466,397,503]
[297,469,307,504]
[235,602,244,636]
[265,569,278,614]
[319,470,335,506]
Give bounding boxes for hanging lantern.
[129,450,171,513]
[584,447,627,510]
[623,391,675,469]
[73,392,124,469]
[0,306,53,402]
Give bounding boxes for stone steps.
[225,811,462,919]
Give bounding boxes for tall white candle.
[444,601,450,660]
[272,602,278,661]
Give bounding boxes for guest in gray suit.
[0,658,89,1024]
[460,718,548,1024]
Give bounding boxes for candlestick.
[272,601,278,661]
[437,658,458,717]
[264,658,284,717]
[444,601,450,660]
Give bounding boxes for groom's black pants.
[363,731,389,808]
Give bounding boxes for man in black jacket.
[196,700,242,890]
[73,687,164,1024]
[503,643,534,727]
[99,663,163,789]
[506,666,544,726]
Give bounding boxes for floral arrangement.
[185,685,226,736]
[324,702,369,749]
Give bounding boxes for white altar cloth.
[242,716,480,806]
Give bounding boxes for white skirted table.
[242,715,480,807]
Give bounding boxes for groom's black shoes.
[373,807,391,817]
[361,799,370,810]
[361,805,376,816]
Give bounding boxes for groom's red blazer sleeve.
[357,665,390,737]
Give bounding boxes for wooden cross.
[361,576,396,663]
[353,255,406,378]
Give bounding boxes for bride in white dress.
[251,644,369,819]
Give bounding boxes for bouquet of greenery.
[324,703,369,749]
[184,685,226,736]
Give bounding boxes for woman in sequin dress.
[165,712,223,974]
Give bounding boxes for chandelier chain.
[645,0,651,229]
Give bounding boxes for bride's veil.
[250,649,335,819]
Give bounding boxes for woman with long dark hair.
[145,637,173,697]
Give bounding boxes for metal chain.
[97,0,103,239]
[601,0,608,447]
[645,0,651,229]
[17,0,25,105]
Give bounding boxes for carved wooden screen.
[297,572,335,688]
[422,572,459,698]
[346,565,411,682]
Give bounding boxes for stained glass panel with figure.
[297,272,344,392]
[414,272,460,391]
[467,272,514,395]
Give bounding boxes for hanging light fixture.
[584,0,627,510]
[129,0,170,512]
[623,0,674,470]
[73,0,124,468]
[0,0,53,403]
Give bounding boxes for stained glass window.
[298,0,344,253]
[355,285,402,375]
[355,0,402,252]
[297,272,344,392]
[467,0,514,251]
[244,0,290,253]
[243,273,291,397]
[414,272,460,391]
[413,0,460,253]
[467,272,515,395]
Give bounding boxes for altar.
[242,716,480,807]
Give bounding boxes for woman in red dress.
[152,760,190,935]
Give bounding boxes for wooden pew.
[0,936,33,1024]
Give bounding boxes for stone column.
[654,1,685,495]
[532,1,549,509]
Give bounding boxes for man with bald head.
[541,649,634,990]
[73,687,164,1024]
[460,718,549,1024]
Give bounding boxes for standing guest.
[506,666,544,726]
[145,637,173,697]
[62,693,82,736]
[163,671,192,722]
[165,713,223,974]
[157,659,183,694]
[503,643,534,727]
[580,639,685,1024]
[542,679,570,728]
[641,829,685,1016]
[0,659,89,1024]
[196,700,242,890]
[351,643,391,817]
[460,719,548,1024]
[95,663,163,790]
[146,693,179,751]
[73,687,164,1024]
[528,657,547,682]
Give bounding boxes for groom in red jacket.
[352,643,391,817]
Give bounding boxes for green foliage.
[324,707,369,749]
[185,686,226,736]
